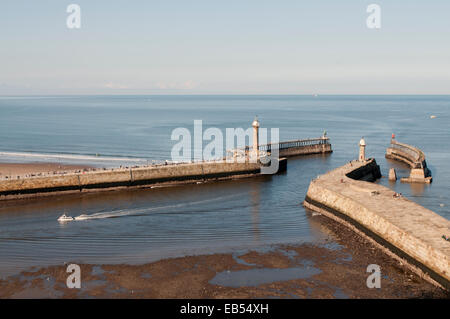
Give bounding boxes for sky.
[0,0,449,95]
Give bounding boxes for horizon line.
[1,93,450,97]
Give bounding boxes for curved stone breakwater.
[385,140,432,183]
[304,158,450,290]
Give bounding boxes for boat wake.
[74,210,135,221]
[70,193,242,222]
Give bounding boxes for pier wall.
[0,161,261,200]
[304,159,450,290]
[385,140,432,183]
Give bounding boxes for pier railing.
[245,137,330,152]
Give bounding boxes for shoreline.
[1,213,447,299]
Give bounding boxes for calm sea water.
[0,95,449,278]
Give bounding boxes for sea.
[0,95,449,278]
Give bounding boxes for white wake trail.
[72,193,242,221]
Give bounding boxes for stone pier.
[303,159,450,290]
[0,161,263,201]
[385,140,432,183]
[0,135,332,202]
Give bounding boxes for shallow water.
[0,95,449,278]
[209,266,322,288]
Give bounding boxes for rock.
[388,168,397,182]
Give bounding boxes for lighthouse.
[359,137,366,162]
[251,117,260,160]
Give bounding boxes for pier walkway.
[0,160,264,200]
[304,159,450,290]
[244,136,332,157]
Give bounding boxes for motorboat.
[57,213,74,222]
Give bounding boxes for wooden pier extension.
[245,136,332,158]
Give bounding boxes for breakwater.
[303,159,450,290]
[0,161,263,200]
[0,136,330,201]
[385,139,432,183]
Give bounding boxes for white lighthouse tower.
[359,137,366,162]
[251,117,260,160]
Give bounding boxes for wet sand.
[0,162,92,177]
[1,213,448,299]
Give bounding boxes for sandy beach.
[0,162,93,177]
[1,213,447,299]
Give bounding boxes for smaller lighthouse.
[251,117,260,160]
[359,137,366,162]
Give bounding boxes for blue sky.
[1,0,449,95]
